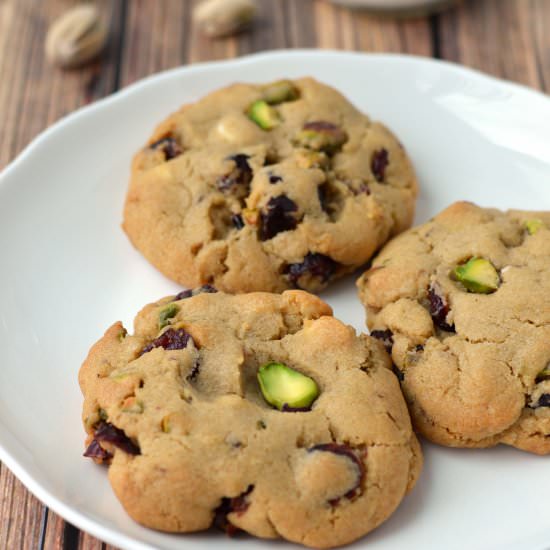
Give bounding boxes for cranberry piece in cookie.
[141,328,192,355]
[150,136,183,160]
[259,195,299,241]
[371,148,389,182]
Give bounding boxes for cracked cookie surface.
[79,289,421,548]
[123,77,417,293]
[357,201,550,454]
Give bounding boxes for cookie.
[123,77,418,293]
[357,201,550,454]
[80,288,422,548]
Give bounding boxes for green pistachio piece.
[257,361,319,411]
[159,303,179,329]
[117,328,127,342]
[453,257,500,294]
[536,365,550,382]
[525,219,544,235]
[161,415,171,433]
[294,149,329,169]
[109,372,129,381]
[262,80,300,105]
[98,408,108,421]
[295,121,347,154]
[247,100,281,130]
[121,396,143,414]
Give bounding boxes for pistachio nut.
[193,0,257,38]
[45,4,108,69]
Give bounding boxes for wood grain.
[0,0,547,548]
[0,463,45,549]
[42,512,119,550]
[438,0,550,92]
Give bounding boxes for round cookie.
[123,77,418,293]
[357,201,550,455]
[80,288,422,548]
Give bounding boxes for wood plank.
[43,509,120,549]
[42,509,64,549]
[119,0,189,86]
[238,0,287,55]
[79,528,118,550]
[313,0,433,54]
[0,464,44,549]
[438,0,548,91]
[531,0,550,92]
[119,0,433,87]
[286,0,318,48]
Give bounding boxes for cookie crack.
[265,510,283,539]
[328,423,338,443]
[510,315,550,330]
[414,401,502,446]
[452,334,527,391]
[456,333,507,346]
[525,430,550,438]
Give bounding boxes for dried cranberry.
[371,149,389,182]
[83,439,113,461]
[269,173,282,184]
[217,154,252,194]
[308,443,365,505]
[370,329,393,353]
[198,284,217,294]
[150,136,183,160]
[535,394,550,408]
[213,485,254,535]
[259,195,298,240]
[285,253,338,288]
[93,421,140,455]
[428,285,455,332]
[304,121,339,131]
[141,328,192,355]
[232,214,245,230]
[174,285,217,301]
[174,289,193,300]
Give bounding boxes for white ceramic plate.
[328,0,452,13]
[1,50,549,550]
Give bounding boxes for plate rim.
[1,49,550,550]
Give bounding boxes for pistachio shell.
[45,4,108,69]
[193,0,257,38]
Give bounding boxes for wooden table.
[0,0,548,548]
